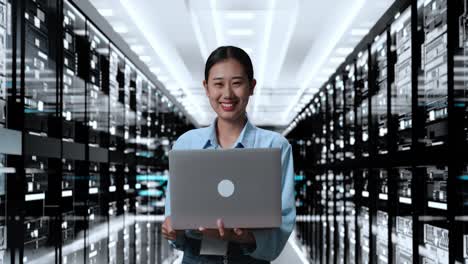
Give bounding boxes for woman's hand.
[162,216,181,241]
[198,218,256,244]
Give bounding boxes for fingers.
[198,226,225,240]
[162,217,177,241]
[217,218,225,238]
[162,226,177,240]
[233,228,243,236]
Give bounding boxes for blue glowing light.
[295,175,305,181]
[138,189,163,197]
[136,174,168,181]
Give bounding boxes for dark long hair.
[204,46,254,83]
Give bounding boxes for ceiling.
[88,0,394,128]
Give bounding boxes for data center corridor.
[0,0,467,263]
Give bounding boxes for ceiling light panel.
[98,8,114,17]
[351,28,370,36]
[226,28,255,36]
[225,11,256,20]
[130,44,145,54]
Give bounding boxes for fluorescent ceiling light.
[150,67,161,74]
[187,0,209,59]
[335,47,354,55]
[210,0,224,45]
[125,37,139,44]
[98,9,114,17]
[159,75,169,82]
[252,0,277,118]
[243,47,253,54]
[74,29,86,36]
[139,55,151,62]
[131,45,145,54]
[96,48,109,54]
[225,12,256,20]
[227,29,254,36]
[321,68,335,75]
[113,25,128,34]
[330,56,345,63]
[350,28,369,36]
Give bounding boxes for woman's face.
[203,58,256,122]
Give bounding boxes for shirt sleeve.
[249,141,296,261]
[164,136,187,250]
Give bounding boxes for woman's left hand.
[198,218,256,244]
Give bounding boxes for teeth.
[221,103,233,107]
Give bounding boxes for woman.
[162,46,296,264]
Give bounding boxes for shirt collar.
[203,116,256,149]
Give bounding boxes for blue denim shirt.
[164,118,296,261]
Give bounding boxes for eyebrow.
[212,76,245,81]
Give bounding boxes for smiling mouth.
[220,102,237,111]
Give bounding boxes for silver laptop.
[169,148,282,230]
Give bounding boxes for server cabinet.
[327,85,335,164]
[334,78,345,162]
[61,2,86,263]
[357,169,371,264]
[294,169,308,252]
[418,0,449,147]
[344,64,356,161]
[344,170,357,264]
[108,45,125,264]
[321,172,329,264]
[134,77,152,264]
[320,92,328,166]
[1,1,17,263]
[371,31,390,155]
[85,22,110,264]
[455,1,468,263]
[122,63,137,264]
[418,165,449,264]
[455,165,468,263]
[393,167,413,264]
[391,7,413,151]
[356,51,370,158]
[334,171,345,264]
[22,0,62,262]
[375,169,390,264]
[326,170,335,264]
[309,172,322,264]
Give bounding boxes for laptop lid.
[169,148,282,229]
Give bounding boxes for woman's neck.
[216,113,247,149]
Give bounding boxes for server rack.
[0,1,194,263]
[287,0,468,263]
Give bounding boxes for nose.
[222,84,234,99]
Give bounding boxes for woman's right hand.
[162,216,179,241]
